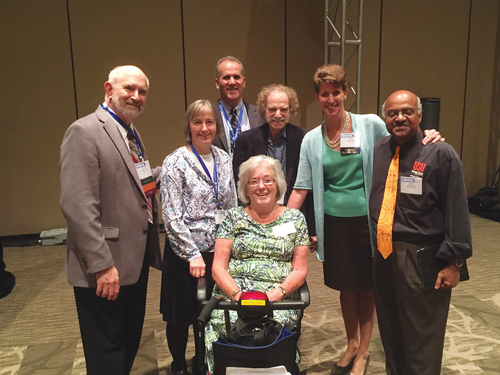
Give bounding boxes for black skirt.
[160,239,215,325]
[322,214,373,292]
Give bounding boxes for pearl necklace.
[322,112,350,150]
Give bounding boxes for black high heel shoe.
[348,355,370,375]
[330,355,355,375]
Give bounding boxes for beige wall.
[0,0,498,236]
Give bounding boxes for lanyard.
[101,103,143,159]
[219,102,244,149]
[190,144,220,208]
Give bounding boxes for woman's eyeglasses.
[248,178,275,187]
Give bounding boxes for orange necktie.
[377,146,400,259]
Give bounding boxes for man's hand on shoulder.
[96,266,120,300]
[434,263,460,290]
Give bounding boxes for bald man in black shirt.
[369,90,472,375]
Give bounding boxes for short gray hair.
[216,56,245,78]
[381,94,422,119]
[183,100,216,142]
[237,155,287,205]
[108,65,150,88]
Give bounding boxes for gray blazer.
[60,106,162,288]
[212,99,265,153]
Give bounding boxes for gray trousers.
[373,241,451,375]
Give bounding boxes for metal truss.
[324,0,364,113]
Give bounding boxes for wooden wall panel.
[462,0,499,194]
[489,5,500,188]
[0,0,76,235]
[68,0,186,166]
[183,0,286,114]
[379,0,470,154]
[359,0,383,114]
[286,1,324,129]
[0,1,499,236]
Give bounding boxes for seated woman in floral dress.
[204,155,309,373]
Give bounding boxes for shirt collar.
[220,98,243,114]
[267,124,287,144]
[390,129,423,156]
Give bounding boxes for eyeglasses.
[248,178,275,187]
[385,107,418,119]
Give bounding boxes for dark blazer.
[233,123,316,234]
[212,99,265,153]
[233,123,305,202]
[60,106,162,288]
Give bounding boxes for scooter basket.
[213,325,298,375]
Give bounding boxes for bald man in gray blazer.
[60,65,161,375]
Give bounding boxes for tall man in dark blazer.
[60,65,162,375]
[212,56,265,154]
[233,84,315,235]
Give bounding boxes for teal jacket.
[293,113,388,261]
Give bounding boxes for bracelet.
[278,285,286,297]
[231,288,241,300]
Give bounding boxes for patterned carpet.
[0,214,499,374]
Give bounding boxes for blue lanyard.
[219,102,244,149]
[190,144,220,208]
[101,103,143,159]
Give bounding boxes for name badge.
[135,160,157,198]
[340,132,360,155]
[215,208,225,225]
[400,176,422,195]
[272,222,296,238]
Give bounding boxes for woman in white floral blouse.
[204,155,309,374]
[160,100,237,375]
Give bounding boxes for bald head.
[383,90,422,145]
[108,65,149,89]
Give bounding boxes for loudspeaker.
[420,97,440,131]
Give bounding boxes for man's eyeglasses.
[385,107,418,119]
[248,178,275,186]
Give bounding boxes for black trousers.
[373,241,451,375]
[74,259,149,375]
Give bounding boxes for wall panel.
[379,0,470,154]
[0,0,76,235]
[359,0,383,114]
[183,0,286,113]
[1,1,499,236]
[68,0,186,166]
[286,1,324,129]
[462,0,499,194]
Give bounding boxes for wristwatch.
[454,258,464,268]
[277,285,287,297]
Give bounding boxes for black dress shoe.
[171,362,190,375]
[330,356,355,375]
[191,355,207,375]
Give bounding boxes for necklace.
[322,112,350,150]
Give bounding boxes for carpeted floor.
[0,214,499,374]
